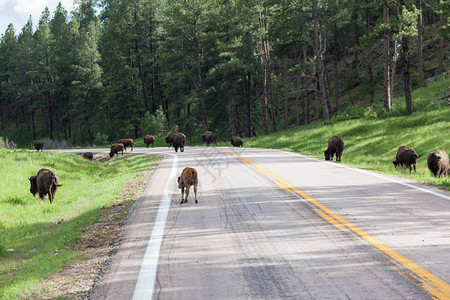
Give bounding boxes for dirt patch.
[23,163,158,299]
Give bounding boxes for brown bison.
[173,133,186,152]
[82,152,93,160]
[34,141,44,152]
[110,143,125,157]
[166,133,176,148]
[231,136,243,147]
[29,168,61,204]
[393,145,421,172]
[144,135,155,148]
[177,167,198,204]
[118,139,133,151]
[324,136,344,161]
[202,131,218,146]
[427,150,449,178]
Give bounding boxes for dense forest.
[0,0,448,146]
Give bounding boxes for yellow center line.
[220,150,450,299]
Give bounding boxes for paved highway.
[53,146,450,299]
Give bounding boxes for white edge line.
[132,154,178,300]
[281,150,450,201]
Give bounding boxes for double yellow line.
[224,151,450,299]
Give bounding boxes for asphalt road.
[55,146,450,299]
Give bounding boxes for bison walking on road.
[118,139,133,151]
[29,168,61,204]
[173,133,186,152]
[166,133,176,148]
[178,167,198,204]
[324,136,344,161]
[202,131,218,146]
[144,135,155,148]
[393,145,421,172]
[427,150,449,178]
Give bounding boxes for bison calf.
[29,168,61,204]
[118,139,134,151]
[324,136,344,161]
[110,143,125,157]
[393,145,421,172]
[144,135,155,148]
[177,167,198,204]
[427,150,449,178]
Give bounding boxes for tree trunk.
[383,1,392,112]
[283,57,288,129]
[418,0,424,84]
[402,35,413,115]
[295,77,300,126]
[194,29,208,131]
[391,38,399,97]
[258,2,270,134]
[438,0,444,74]
[243,71,252,137]
[313,0,330,121]
[367,3,374,102]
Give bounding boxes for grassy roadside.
[0,150,162,299]
[243,78,450,190]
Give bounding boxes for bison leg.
[175,146,178,152]
[180,186,185,204]
[185,186,190,203]
[181,146,184,152]
[194,185,198,204]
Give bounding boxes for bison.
[118,139,133,151]
[231,136,243,147]
[29,168,61,204]
[177,167,198,204]
[427,150,449,178]
[166,133,176,148]
[324,136,344,161]
[173,133,186,152]
[34,141,44,152]
[202,131,218,146]
[393,145,421,172]
[83,152,93,160]
[144,135,155,148]
[110,143,125,157]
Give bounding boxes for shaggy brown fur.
[173,133,186,152]
[144,135,155,148]
[29,168,61,204]
[393,145,421,172]
[83,152,93,160]
[109,143,125,157]
[427,150,449,178]
[324,136,344,161]
[231,136,243,147]
[166,133,176,148]
[118,139,134,151]
[177,167,198,204]
[202,131,218,146]
[34,141,44,152]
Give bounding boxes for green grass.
[245,77,450,190]
[0,150,162,299]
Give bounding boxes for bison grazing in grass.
[427,150,449,178]
[34,141,44,152]
[324,136,344,161]
[144,135,155,148]
[83,152,93,160]
[173,133,186,152]
[118,139,133,151]
[166,133,176,148]
[178,167,198,204]
[110,143,125,157]
[29,168,61,204]
[231,136,243,147]
[393,145,421,172]
[202,131,218,146]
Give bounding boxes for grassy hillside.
[0,151,162,299]
[244,77,450,190]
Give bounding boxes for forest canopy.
[0,0,448,146]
